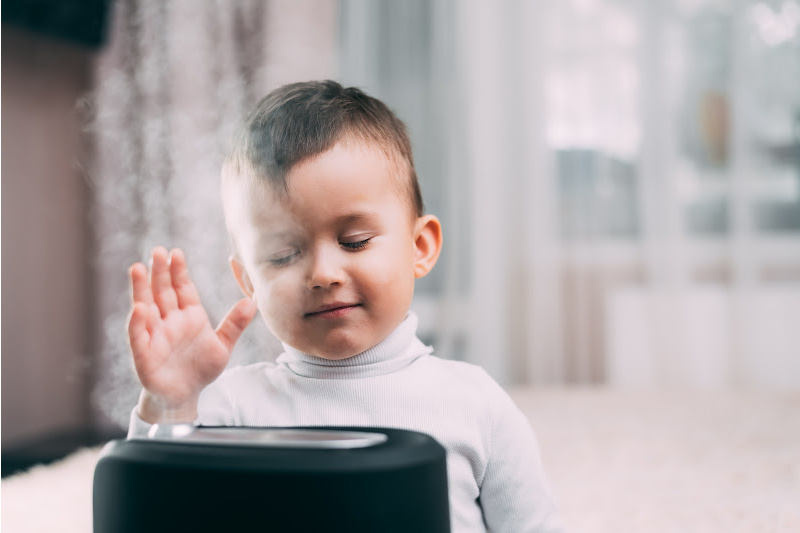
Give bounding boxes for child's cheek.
[258,272,304,314]
[361,243,409,286]
[254,280,299,341]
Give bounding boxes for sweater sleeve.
[478,384,566,532]
[126,377,239,439]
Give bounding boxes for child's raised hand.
[127,247,258,423]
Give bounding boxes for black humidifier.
[93,426,450,533]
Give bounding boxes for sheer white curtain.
[340,0,800,390]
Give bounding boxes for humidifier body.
[93,426,450,533]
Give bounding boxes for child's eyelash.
[269,252,299,266]
[268,240,370,264]
[341,238,371,250]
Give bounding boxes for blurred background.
[3,0,799,470]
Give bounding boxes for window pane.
[545,0,641,242]
[744,1,800,234]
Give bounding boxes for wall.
[1,27,95,446]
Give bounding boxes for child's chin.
[297,331,378,360]
[310,347,363,360]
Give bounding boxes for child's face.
[227,142,440,359]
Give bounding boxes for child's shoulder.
[421,355,508,397]
[420,356,530,431]
[424,354,489,375]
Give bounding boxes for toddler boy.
[127,80,563,532]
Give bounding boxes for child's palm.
[127,247,257,412]
[135,301,228,400]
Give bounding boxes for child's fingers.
[129,262,155,305]
[215,298,258,352]
[150,246,179,317]
[169,248,202,309]
[127,302,153,359]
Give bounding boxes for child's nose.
[307,246,345,290]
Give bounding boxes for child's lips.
[305,302,361,318]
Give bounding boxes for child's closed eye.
[269,250,300,266]
[340,237,372,250]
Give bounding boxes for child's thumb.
[215,298,258,352]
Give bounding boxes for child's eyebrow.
[253,231,300,253]
[260,230,296,242]
[333,211,380,227]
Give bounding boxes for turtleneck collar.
[275,312,432,379]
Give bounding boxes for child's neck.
[277,312,431,379]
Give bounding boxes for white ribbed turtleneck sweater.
[129,313,564,533]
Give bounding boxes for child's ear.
[412,215,443,279]
[230,256,255,298]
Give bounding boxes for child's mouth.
[305,303,361,319]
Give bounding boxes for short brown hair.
[223,80,424,217]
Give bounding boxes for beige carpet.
[3,388,799,532]
[511,388,800,532]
